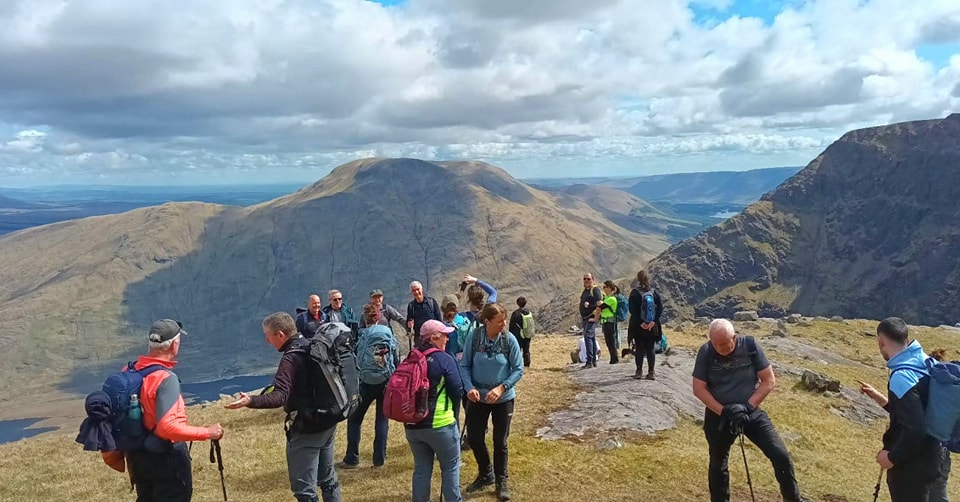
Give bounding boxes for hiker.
[361,289,405,329]
[296,294,324,338]
[597,280,620,365]
[340,305,399,469]
[101,320,224,501]
[403,320,466,502]
[571,337,602,364]
[509,297,535,367]
[629,270,663,380]
[460,303,524,501]
[226,312,344,502]
[857,318,944,500]
[406,281,442,339]
[692,319,803,502]
[322,289,359,338]
[579,273,602,369]
[459,274,498,324]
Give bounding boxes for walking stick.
[739,433,756,502]
[210,439,228,501]
[872,467,884,502]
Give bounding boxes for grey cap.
[147,319,186,343]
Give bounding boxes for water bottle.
[128,393,142,420]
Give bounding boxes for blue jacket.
[460,327,523,404]
[884,340,942,474]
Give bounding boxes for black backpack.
[291,322,360,423]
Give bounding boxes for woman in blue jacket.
[460,303,523,501]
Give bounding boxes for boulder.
[786,314,803,324]
[830,316,845,323]
[733,311,760,322]
[772,327,788,338]
[695,317,712,326]
[800,370,842,393]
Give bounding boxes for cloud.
[0,0,958,184]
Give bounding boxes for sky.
[0,0,958,186]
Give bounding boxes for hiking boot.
[592,361,598,367]
[581,363,593,369]
[336,461,359,470]
[609,359,619,365]
[496,476,511,501]
[466,469,495,493]
[633,369,644,379]
[644,370,656,381]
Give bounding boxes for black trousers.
[635,335,656,373]
[703,409,801,502]
[602,323,619,363]
[887,466,933,501]
[466,399,515,479]
[128,442,193,502]
[518,336,531,367]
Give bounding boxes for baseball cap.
[420,319,454,341]
[441,294,459,309]
[369,289,384,297]
[148,319,186,343]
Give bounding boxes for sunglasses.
[331,298,343,302]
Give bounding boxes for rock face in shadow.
[649,113,960,326]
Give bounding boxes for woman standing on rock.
[598,280,621,365]
[629,270,663,380]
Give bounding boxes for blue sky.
[0,0,957,186]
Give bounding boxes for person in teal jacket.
[460,303,523,501]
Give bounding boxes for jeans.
[344,382,388,466]
[287,425,341,502]
[928,447,951,502]
[602,322,619,363]
[128,442,192,502]
[518,336,532,367]
[582,319,597,364]
[703,408,801,502]
[406,424,463,502]
[467,399,515,479]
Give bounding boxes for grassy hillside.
[1,322,956,501]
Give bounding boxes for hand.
[857,380,886,405]
[641,322,653,330]
[406,320,414,330]
[584,301,590,308]
[463,274,478,285]
[456,352,463,361]
[225,392,251,410]
[876,450,894,469]
[721,403,750,431]
[207,423,225,440]
[588,317,596,323]
[467,389,481,403]
[484,385,505,404]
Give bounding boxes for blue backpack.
[356,325,398,385]
[638,289,656,324]
[614,293,629,322]
[925,358,960,452]
[101,363,166,451]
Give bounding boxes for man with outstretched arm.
[692,319,803,502]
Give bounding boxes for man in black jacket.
[578,273,602,368]
[858,317,943,501]
[296,295,324,338]
[509,296,533,367]
[227,312,342,502]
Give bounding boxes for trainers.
[496,477,511,501]
[466,469,495,493]
[337,461,359,470]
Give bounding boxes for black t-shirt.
[691,336,770,405]
[579,287,602,319]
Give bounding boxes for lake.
[0,374,273,445]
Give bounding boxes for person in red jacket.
[106,319,225,502]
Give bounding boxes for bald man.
[692,319,803,502]
[296,294,324,339]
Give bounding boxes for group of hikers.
[75,270,958,502]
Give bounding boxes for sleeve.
[406,302,414,323]
[593,287,603,305]
[886,384,929,466]
[459,330,476,392]
[432,298,442,321]
[249,351,299,409]
[386,305,404,324]
[502,336,524,390]
[295,313,306,336]
[440,354,464,401]
[654,291,664,322]
[752,338,771,371]
[477,279,498,303]
[629,289,641,318]
[508,310,523,335]
[153,375,211,442]
[692,344,711,381]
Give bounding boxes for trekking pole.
[872,467,884,502]
[210,439,228,501]
[739,432,756,502]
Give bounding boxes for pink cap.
[420,319,455,340]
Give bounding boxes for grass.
[0,323,957,501]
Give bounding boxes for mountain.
[0,158,669,405]
[0,194,39,210]
[648,114,960,325]
[624,166,802,205]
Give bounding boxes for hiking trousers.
[602,322,619,363]
[703,408,802,502]
[128,441,192,502]
[344,382,388,467]
[582,319,597,364]
[287,425,341,502]
[928,447,951,502]
[634,333,657,374]
[518,336,532,367]
[466,399,515,479]
[405,423,463,502]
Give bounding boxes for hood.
[886,340,930,399]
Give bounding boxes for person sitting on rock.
[692,319,803,502]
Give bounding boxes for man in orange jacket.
[104,319,225,501]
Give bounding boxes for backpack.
[472,325,512,356]
[614,293,629,322]
[384,347,440,423]
[100,363,167,451]
[520,312,536,339]
[654,332,669,354]
[924,358,960,449]
[356,325,398,385]
[293,323,360,423]
[638,289,656,324]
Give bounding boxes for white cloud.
[0,0,957,184]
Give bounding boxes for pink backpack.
[384,347,439,423]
